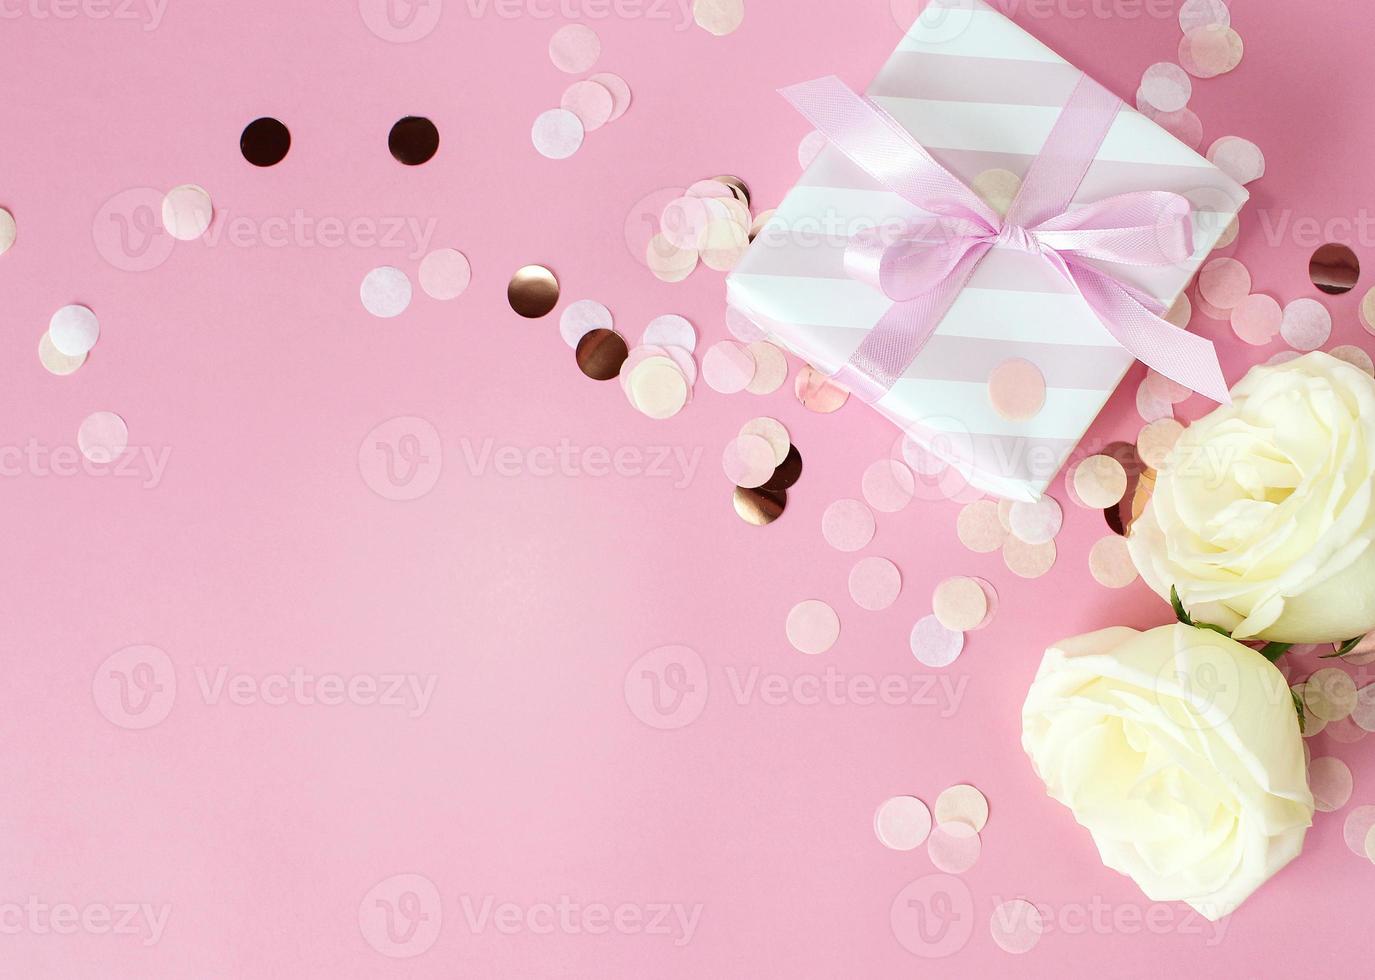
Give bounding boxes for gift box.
[726,0,1247,501]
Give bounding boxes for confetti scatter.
[990,900,1045,955]
[1343,806,1375,857]
[38,332,85,376]
[1179,23,1243,79]
[1139,62,1192,113]
[956,499,1007,553]
[560,80,613,131]
[692,0,744,36]
[1138,105,1203,150]
[794,365,850,413]
[1360,288,1375,336]
[733,486,786,526]
[1332,345,1375,377]
[531,108,584,160]
[0,207,14,255]
[1073,455,1128,509]
[389,116,440,166]
[359,266,412,319]
[548,24,600,73]
[934,784,989,832]
[786,599,840,656]
[240,116,291,167]
[987,358,1047,421]
[874,796,932,851]
[161,184,213,241]
[861,459,915,514]
[1088,535,1139,589]
[576,329,629,382]
[1280,298,1333,352]
[927,821,981,874]
[77,411,129,464]
[1354,683,1375,732]
[849,557,902,612]
[642,314,697,353]
[625,356,689,419]
[1207,136,1265,186]
[702,340,756,394]
[1309,243,1361,295]
[910,615,965,668]
[1197,257,1251,309]
[1137,418,1184,470]
[1007,497,1062,546]
[48,304,100,357]
[1230,294,1282,346]
[558,300,614,349]
[645,178,760,277]
[722,434,776,489]
[970,168,1022,218]
[588,72,632,121]
[1179,0,1230,32]
[1305,668,1358,722]
[1309,756,1354,813]
[507,264,560,318]
[932,577,988,632]
[822,498,876,553]
[744,341,788,395]
[417,248,471,301]
[1003,536,1057,580]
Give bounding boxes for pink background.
[3,0,1373,975]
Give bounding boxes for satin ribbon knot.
[778,75,1230,406]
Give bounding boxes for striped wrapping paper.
[726,0,1248,502]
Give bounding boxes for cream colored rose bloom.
[1129,352,1375,643]
[1022,624,1313,920]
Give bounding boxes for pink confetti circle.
[822,499,876,553]
[560,79,614,131]
[989,899,1044,955]
[77,411,129,463]
[417,248,471,301]
[643,314,697,352]
[1198,257,1251,309]
[970,577,999,630]
[1280,299,1333,351]
[849,557,903,612]
[927,822,981,874]
[874,796,932,851]
[1352,683,1375,732]
[660,196,710,250]
[786,600,840,656]
[1179,0,1230,32]
[1207,136,1265,186]
[910,615,964,668]
[1140,63,1192,113]
[1229,294,1282,346]
[1309,756,1353,812]
[987,358,1046,421]
[723,434,776,489]
[956,499,1006,553]
[588,72,632,122]
[531,108,584,160]
[1344,806,1375,856]
[559,299,614,349]
[1007,496,1063,545]
[702,341,756,394]
[862,459,916,513]
[548,24,600,74]
[1138,105,1203,150]
[725,305,768,343]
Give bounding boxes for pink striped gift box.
[726,0,1247,502]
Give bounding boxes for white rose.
[1129,351,1375,644]
[1022,624,1313,921]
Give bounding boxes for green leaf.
[1321,635,1368,660]
[1291,688,1307,735]
[1170,586,1193,626]
[1258,643,1292,664]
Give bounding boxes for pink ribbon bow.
[779,75,1230,405]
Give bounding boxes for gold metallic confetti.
[1309,243,1360,295]
[575,328,628,381]
[731,483,786,525]
[794,365,849,413]
[762,445,802,492]
[508,264,560,318]
[711,174,750,208]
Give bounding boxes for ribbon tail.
[1069,262,1231,405]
